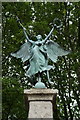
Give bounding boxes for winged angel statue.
[11,18,70,88]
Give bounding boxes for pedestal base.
[29,101,52,118]
[24,89,58,119]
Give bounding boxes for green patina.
[11,18,70,88]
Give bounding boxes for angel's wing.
[45,40,70,63]
[11,42,32,62]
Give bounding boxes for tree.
[2,2,80,120]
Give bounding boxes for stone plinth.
[24,89,58,119]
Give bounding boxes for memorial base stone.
[24,89,58,119]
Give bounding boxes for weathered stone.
[24,89,58,119]
[29,101,53,118]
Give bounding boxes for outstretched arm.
[42,26,55,44]
[42,18,62,43]
[16,16,34,43]
[23,27,30,42]
[22,27,34,44]
[44,26,54,41]
[23,28,34,44]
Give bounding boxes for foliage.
[2,2,80,120]
[2,77,27,120]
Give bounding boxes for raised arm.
[16,16,34,43]
[42,18,62,44]
[22,27,30,42]
[23,28,34,44]
[41,26,55,44]
[44,26,54,41]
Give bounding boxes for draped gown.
[11,39,70,77]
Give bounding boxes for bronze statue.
[11,17,70,88]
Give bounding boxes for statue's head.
[36,35,42,41]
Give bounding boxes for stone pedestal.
[24,89,58,119]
